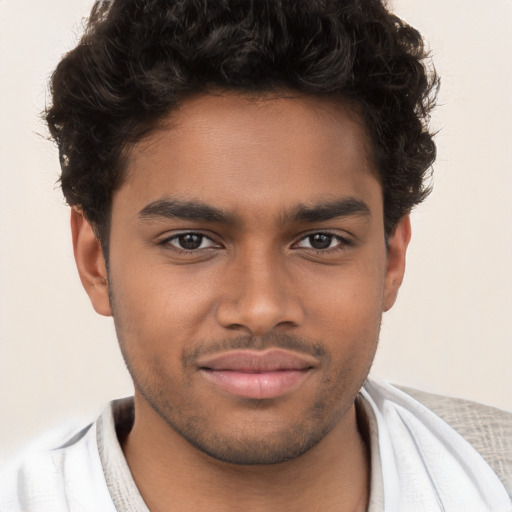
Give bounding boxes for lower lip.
[200,369,311,399]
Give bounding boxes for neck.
[122,394,370,512]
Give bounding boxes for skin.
[72,92,410,512]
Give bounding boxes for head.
[47,0,437,253]
[48,0,438,465]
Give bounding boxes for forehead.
[118,92,381,220]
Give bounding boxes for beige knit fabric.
[397,385,512,498]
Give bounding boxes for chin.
[171,419,334,466]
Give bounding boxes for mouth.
[197,349,316,399]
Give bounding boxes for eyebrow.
[138,198,233,223]
[138,197,371,225]
[284,198,371,224]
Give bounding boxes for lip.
[197,349,316,399]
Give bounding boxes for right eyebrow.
[138,198,235,224]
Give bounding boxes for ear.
[70,208,112,316]
[383,215,411,312]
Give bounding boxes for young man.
[1,0,511,511]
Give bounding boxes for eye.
[163,232,219,251]
[295,233,348,251]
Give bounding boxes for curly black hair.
[46,0,438,245]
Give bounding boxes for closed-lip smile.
[197,349,317,399]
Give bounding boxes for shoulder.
[0,417,115,512]
[396,384,512,497]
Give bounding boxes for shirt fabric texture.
[1,379,511,512]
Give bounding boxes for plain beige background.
[1,0,511,463]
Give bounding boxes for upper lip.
[196,349,317,372]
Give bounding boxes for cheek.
[302,257,386,321]
[109,259,220,352]
[301,260,385,358]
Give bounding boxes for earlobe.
[383,215,411,312]
[70,208,112,317]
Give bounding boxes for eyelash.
[159,231,354,257]
[295,232,353,253]
[159,232,220,254]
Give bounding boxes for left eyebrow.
[283,198,371,224]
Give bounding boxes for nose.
[216,247,305,336]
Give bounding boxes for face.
[74,92,409,465]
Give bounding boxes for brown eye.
[296,233,341,250]
[177,233,203,250]
[163,232,218,251]
[308,234,333,250]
